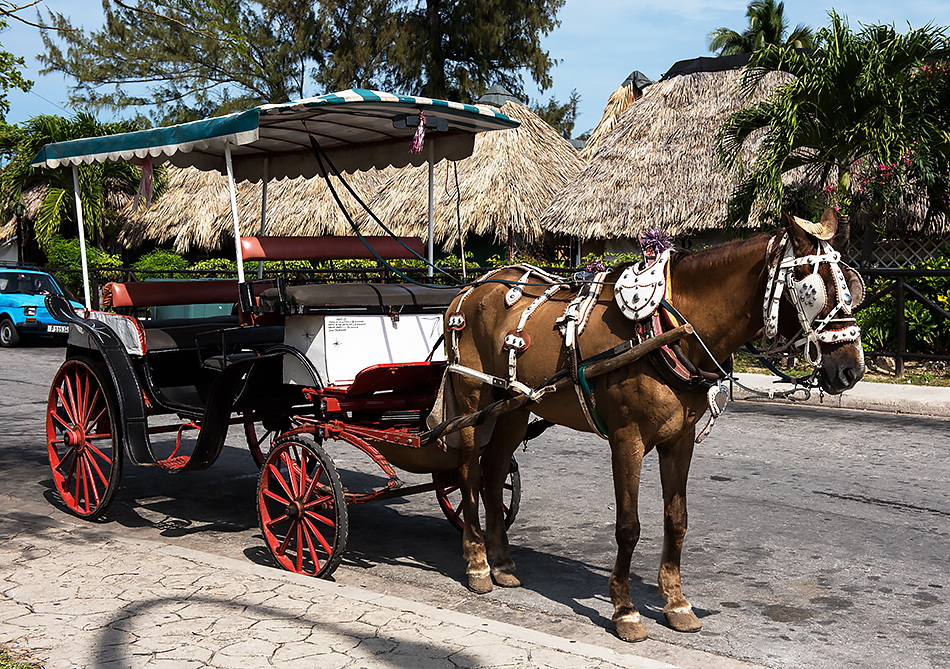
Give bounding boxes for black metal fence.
[856,268,950,376]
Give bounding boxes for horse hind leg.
[607,429,650,642]
[657,432,702,633]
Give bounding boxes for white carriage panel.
[283,315,329,386]
[283,314,445,386]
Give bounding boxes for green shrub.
[44,235,123,296]
[855,248,950,355]
[132,248,188,279]
[189,257,238,278]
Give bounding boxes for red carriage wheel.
[46,358,123,519]
[434,457,521,533]
[257,434,348,578]
[244,414,298,469]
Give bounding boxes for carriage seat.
[258,283,459,315]
[102,280,283,354]
[103,279,241,311]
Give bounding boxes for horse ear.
[819,207,839,239]
[781,210,816,256]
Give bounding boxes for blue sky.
[3,0,950,134]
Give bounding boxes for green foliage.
[531,89,580,140]
[44,235,123,295]
[577,251,642,271]
[132,248,188,279]
[40,0,565,121]
[708,0,813,56]
[39,0,316,124]
[717,13,948,228]
[189,257,238,278]
[0,113,168,251]
[0,646,40,669]
[0,18,34,120]
[855,248,950,355]
[486,252,565,269]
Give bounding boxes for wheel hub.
[285,500,304,519]
[64,427,86,451]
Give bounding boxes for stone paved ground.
[0,511,682,669]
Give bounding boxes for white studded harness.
[763,234,863,367]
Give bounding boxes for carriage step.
[157,455,191,471]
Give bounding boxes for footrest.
[157,455,191,471]
[202,351,261,371]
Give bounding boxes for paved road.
[2,346,948,668]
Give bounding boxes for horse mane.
[669,234,772,274]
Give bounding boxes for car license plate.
[47,325,69,334]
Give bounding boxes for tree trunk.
[834,214,851,260]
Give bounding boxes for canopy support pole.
[427,141,435,279]
[258,158,268,279]
[224,142,245,284]
[71,165,92,310]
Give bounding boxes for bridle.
[762,233,862,369]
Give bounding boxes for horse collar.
[614,249,672,321]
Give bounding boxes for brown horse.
[443,210,865,641]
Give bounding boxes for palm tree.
[0,112,167,253]
[708,0,814,56]
[716,12,947,244]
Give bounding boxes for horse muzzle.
[817,339,866,394]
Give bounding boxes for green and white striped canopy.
[30,89,519,182]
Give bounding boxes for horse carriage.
[35,89,867,642]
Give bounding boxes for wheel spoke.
[84,447,111,489]
[57,384,78,427]
[79,371,92,425]
[303,509,335,530]
[266,462,295,500]
[76,453,88,513]
[277,518,297,556]
[82,452,103,507]
[299,516,322,571]
[294,523,304,572]
[302,515,332,560]
[262,487,291,506]
[51,409,72,433]
[280,449,302,497]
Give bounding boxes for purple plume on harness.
[638,228,673,260]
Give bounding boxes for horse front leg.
[656,430,702,633]
[608,427,649,642]
[481,409,529,588]
[458,424,493,594]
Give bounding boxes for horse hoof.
[492,570,522,588]
[613,612,649,642]
[664,606,702,633]
[467,572,493,594]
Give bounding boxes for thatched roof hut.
[119,165,391,253]
[359,101,586,250]
[580,71,653,161]
[541,59,798,241]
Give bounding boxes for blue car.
[0,268,83,347]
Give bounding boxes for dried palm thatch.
[359,101,586,250]
[0,185,47,244]
[580,82,641,161]
[541,68,802,240]
[119,165,391,253]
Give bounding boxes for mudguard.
[179,346,321,472]
[46,294,157,466]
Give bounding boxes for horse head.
[771,208,866,394]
